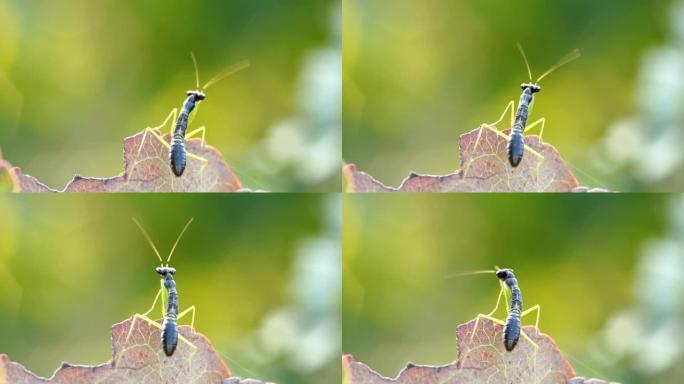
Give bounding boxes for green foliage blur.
[343,194,681,383]
[0,0,340,192]
[0,195,340,384]
[343,0,683,191]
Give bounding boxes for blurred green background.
[343,0,684,191]
[0,194,341,384]
[343,194,684,383]
[0,0,341,192]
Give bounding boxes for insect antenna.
[444,269,495,280]
[166,217,194,264]
[517,43,534,82]
[132,218,164,264]
[191,52,200,89]
[202,60,251,90]
[536,48,581,83]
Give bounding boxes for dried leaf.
[344,126,604,192]
[343,317,576,384]
[2,129,244,192]
[0,316,266,384]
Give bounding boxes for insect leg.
[520,304,541,330]
[518,328,540,362]
[470,283,507,343]
[184,151,209,175]
[520,327,539,366]
[125,313,163,344]
[141,286,164,318]
[138,109,178,154]
[501,281,511,315]
[177,332,198,359]
[523,145,544,161]
[488,100,516,128]
[176,305,196,330]
[523,117,546,141]
[520,118,547,169]
[485,282,506,317]
[185,126,207,148]
[470,314,506,343]
[475,100,515,149]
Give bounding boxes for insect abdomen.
[503,314,521,351]
[161,318,178,356]
[169,137,186,177]
[507,131,525,166]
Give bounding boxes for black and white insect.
[452,267,541,352]
[139,54,250,177]
[126,218,197,356]
[475,44,580,167]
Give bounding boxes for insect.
[138,54,250,177]
[475,44,580,167]
[126,217,197,356]
[452,267,540,352]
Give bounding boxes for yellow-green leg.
[487,283,506,317]
[140,285,164,318]
[469,283,541,355]
[176,305,196,330]
[520,304,541,330]
[519,328,540,356]
[489,100,516,128]
[474,101,545,164]
[138,108,178,155]
[124,313,197,354]
[126,282,165,344]
[501,281,510,314]
[184,151,209,176]
[519,304,541,368]
[524,118,546,141]
[523,118,547,174]
[475,100,515,149]
[470,313,507,343]
[470,283,507,343]
[185,126,207,148]
[184,125,208,175]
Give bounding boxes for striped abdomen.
[502,274,523,351]
[161,316,178,356]
[503,310,521,351]
[170,136,186,177]
[162,274,180,356]
[507,88,534,167]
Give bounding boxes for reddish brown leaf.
[344,126,603,192]
[2,129,244,192]
[343,317,576,384]
[0,316,243,384]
